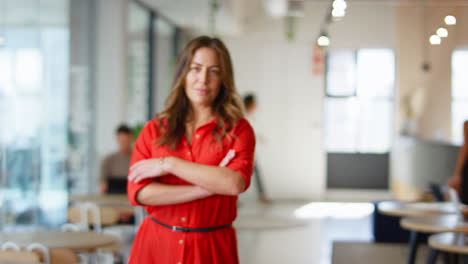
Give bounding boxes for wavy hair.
[156,36,244,149]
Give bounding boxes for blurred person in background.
[243,93,271,203]
[448,120,468,204]
[100,124,133,194]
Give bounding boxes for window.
[127,1,151,125]
[0,0,69,229]
[126,1,182,123]
[154,17,177,113]
[451,49,468,145]
[325,49,395,153]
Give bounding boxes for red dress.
[127,118,255,264]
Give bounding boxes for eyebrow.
[191,62,221,68]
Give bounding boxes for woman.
[127,36,255,263]
[448,121,468,204]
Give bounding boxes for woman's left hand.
[128,158,168,183]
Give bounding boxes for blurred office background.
[1,0,468,263]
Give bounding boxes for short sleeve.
[226,119,256,191]
[127,120,157,206]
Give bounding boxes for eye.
[210,69,220,75]
[190,66,201,72]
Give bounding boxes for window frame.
[324,48,395,154]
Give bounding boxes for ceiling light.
[332,0,347,10]
[436,27,448,38]
[317,35,330,46]
[429,35,441,45]
[332,8,345,18]
[263,0,287,17]
[445,15,456,25]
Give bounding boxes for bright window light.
[451,50,468,144]
[294,202,374,219]
[0,51,12,91]
[325,49,394,153]
[15,49,43,90]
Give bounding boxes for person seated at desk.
[100,124,133,194]
[448,120,468,204]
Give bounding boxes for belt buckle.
[172,226,178,231]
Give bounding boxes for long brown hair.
[156,36,244,149]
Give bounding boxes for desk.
[0,231,118,252]
[70,195,129,207]
[70,194,145,229]
[378,201,465,217]
[401,215,468,233]
[401,215,468,264]
[427,232,468,264]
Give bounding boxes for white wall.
[224,3,396,200]
[92,1,397,198]
[397,6,468,143]
[95,0,128,190]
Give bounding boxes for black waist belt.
[148,215,232,233]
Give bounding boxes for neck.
[189,104,215,125]
[120,147,131,155]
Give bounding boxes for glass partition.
[0,0,69,230]
[154,16,177,113]
[127,1,151,126]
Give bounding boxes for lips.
[195,88,209,95]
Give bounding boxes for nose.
[198,68,208,84]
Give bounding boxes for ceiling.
[141,0,263,36]
[142,0,467,36]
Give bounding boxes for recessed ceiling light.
[429,34,441,45]
[332,8,345,18]
[445,15,456,25]
[436,27,448,38]
[317,35,330,46]
[332,0,347,10]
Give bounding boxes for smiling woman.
[185,48,222,108]
[127,36,256,264]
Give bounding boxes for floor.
[236,199,377,264]
[106,188,392,263]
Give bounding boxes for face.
[117,132,132,150]
[247,101,257,114]
[185,47,222,108]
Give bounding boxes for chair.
[49,248,80,264]
[0,242,49,264]
[0,250,42,263]
[68,202,119,232]
[60,222,116,264]
[427,232,468,264]
[429,183,446,202]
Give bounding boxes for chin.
[191,98,214,107]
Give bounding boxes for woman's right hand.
[448,175,461,192]
[128,158,168,183]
